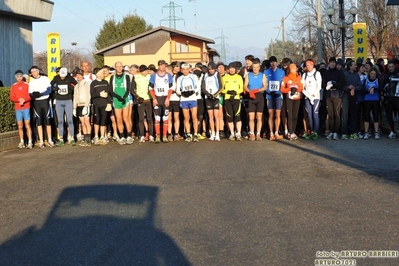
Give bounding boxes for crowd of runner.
[9,54,399,149]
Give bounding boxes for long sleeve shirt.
[90,79,112,108]
[10,81,31,110]
[221,73,244,100]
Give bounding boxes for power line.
[197,19,280,33]
[160,1,185,29]
[53,0,101,28]
[127,0,160,20]
[215,31,228,63]
[104,0,125,17]
[285,0,300,20]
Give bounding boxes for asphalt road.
[0,136,399,265]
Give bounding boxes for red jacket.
[10,81,31,110]
[281,74,303,100]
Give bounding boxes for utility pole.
[282,17,286,57]
[317,0,322,63]
[160,1,184,29]
[215,31,228,63]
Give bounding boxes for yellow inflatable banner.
[47,32,60,80]
[353,23,367,62]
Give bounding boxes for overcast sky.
[33,0,296,56]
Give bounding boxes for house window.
[123,42,136,54]
[176,42,189,53]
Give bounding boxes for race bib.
[269,81,280,92]
[58,84,68,95]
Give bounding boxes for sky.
[32,0,297,60]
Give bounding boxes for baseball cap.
[158,59,167,66]
[59,67,68,78]
[74,68,84,76]
[181,63,190,69]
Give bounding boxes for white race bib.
[58,84,68,95]
[269,81,280,92]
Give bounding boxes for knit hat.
[269,56,278,62]
[329,57,337,63]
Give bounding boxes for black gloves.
[290,87,297,97]
[137,97,144,104]
[181,91,195,97]
[32,91,41,99]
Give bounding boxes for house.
[95,26,219,67]
[0,0,53,86]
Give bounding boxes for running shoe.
[311,132,318,140]
[149,136,155,143]
[26,142,33,149]
[185,135,192,142]
[155,135,161,143]
[357,132,364,139]
[69,139,76,146]
[93,136,100,146]
[126,136,134,144]
[118,137,127,145]
[341,134,348,140]
[113,133,119,142]
[249,133,256,141]
[144,132,149,141]
[275,133,283,140]
[214,135,220,141]
[333,133,338,140]
[387,131,396,139]
[48,140,55,148]
[236,134,242,141]
[197,134,205,140]
[363,132,370,140]
[79,140,86,147]
[290,133,298,141]
[17,142,25,149]
[209,133,215,141]
[173,134,179,142]
[229,134,235,141]
[302,132,311,140]
[193,135,199,142]
[39,141,45,149]
[167,134,173,142]
[139,136,145,143]
[256,134,262,141]
[375,132,380,140]
[326,132,333,140]
[56,139,65,147]
[162,136,168,143]
[350,133,359,140]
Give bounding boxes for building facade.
[95,26,219,67]
[0,0,53,86]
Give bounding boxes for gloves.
[206,92,213,99]
[137,97,144,104]
[73,108,77,117]
[100,90,108,98]
[249,91,256,99]
[181,91,195,97]
[105,103,112,112]
[326,81,333,91]
[226,90,236,96]
[82,106,88,116]
[290,86,298,97]
[32,91,41,99]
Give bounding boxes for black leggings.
[326,97,342,133]
[224,99,241,123]
[364,101,379,123]
[32,99,51,126]
[384,97,399,131]
[285,98,300,134]
[138,101,154,136]
[93,105,109,126]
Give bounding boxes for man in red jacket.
[10,70,33,149]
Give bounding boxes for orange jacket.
[281,74,303,100]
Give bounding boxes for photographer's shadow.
[0,185,190,265]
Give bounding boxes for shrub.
[0,87,17,133]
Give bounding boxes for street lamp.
[296,38,314,62]
[325,0,358,60]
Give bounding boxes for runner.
[383,61,399,139]
[244,59,267,141]
[362,68,382,140]
[167,61,182,142]
[51,67,77,146]
[28,66,54,148]
[109,61,134,145]
[73,68,92,146]
[281,63,303,140]
[202,62,223,141]
[176,63,200,142]
[217,62,227,138]
[149,59,174,143]
[264,56,285,140]
[90,67,112,145]
[133,65,155,143]
[301,59,322,140]
[222,63,244,140]
[10,70,33,149]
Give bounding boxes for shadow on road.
[0,185,190,265]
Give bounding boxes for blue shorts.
[267,98,283,110]
[15,108,30,122]
[180,100,197,109]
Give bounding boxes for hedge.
[0,87,17,133]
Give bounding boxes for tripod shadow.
[0,184,190,265]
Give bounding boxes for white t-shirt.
[28,75,51,100]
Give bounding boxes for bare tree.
[358,0,399,60]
